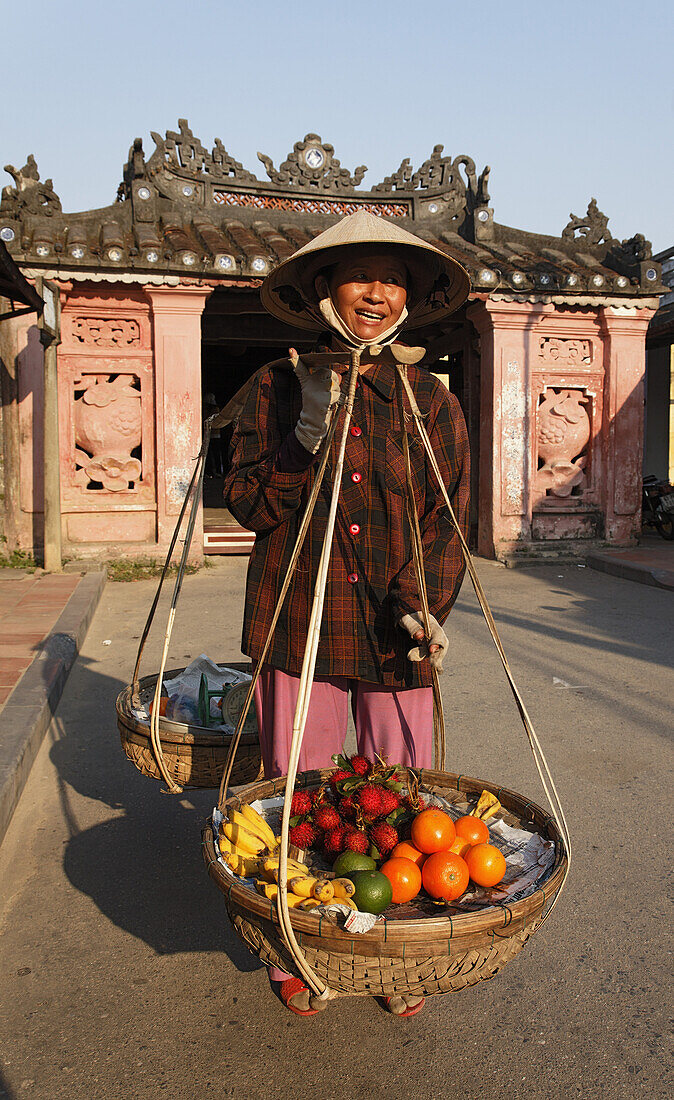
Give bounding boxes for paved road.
[0,558,672,1100]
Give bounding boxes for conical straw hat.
[260,210,471,332]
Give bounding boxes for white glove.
[398,612,448,672]
[292,356,342,454]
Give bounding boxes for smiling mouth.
[355,309,386,323]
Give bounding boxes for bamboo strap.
[217,406,341,808]
[275,353,361,1000]
[395,366,571,915]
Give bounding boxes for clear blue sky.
[3,0,673,252]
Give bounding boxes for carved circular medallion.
[137,186,151,200]
[567,274,578,286]
[428,202,439,214]
[182,184,194,197]
[616,276,628,288]
[108,248,123,262]
[251,257,267,273]
[36,244,50,257]
[0,226,15,242]
[216,254,234,270]
[71,246,85,259]
[511,271,525,285]
[146,250,159,263]
[304,146,325,170]
[646,268,657,281]
[591,274,604,287]
[182,252,197,266]
[477,209,490,223]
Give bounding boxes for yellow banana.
[225,852,260,878]
[312,879,334,904]
[260,856,307,883]
[332,878,356,900]
[223,822,267,856]
[289,876,319,898]
[255,880,278,900]
[237,806,278,850]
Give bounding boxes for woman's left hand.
[398,613,448,672]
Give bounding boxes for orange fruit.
[449,836,471,858]
[454,815,489,847]
[422,851,469,902]
[390,841,426,868]
[410,808,456,854]
[464,843,507,887]
[149,696,168,716]
[380,857,422,903]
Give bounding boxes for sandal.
[383,994,426,1017]
[278,976,319,1017]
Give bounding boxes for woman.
[224,211,471,1015]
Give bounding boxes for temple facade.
[0,122,664,562]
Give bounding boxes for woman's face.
[328,254,408,341]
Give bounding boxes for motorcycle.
[642,475,674,540]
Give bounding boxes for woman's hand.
[291,350,342,454]
[398,612,448,672]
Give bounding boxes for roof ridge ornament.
[372,145,490,202]
[1,156,61,218]
[562,198,613,246]
[257,134,367,191]
[146,120,258,185]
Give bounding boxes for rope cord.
[394,370,446,770]
[395,367,571,916]
[146,422,212,792]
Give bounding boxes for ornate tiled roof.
[0,121,665,300]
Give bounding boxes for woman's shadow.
[50,656,262,973]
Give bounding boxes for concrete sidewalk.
[0,567,106,845]
[586,533,674,590]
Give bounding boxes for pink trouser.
[253,664,434,780]
[253,665,433,988]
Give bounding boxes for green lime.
[345,870,393,915]
[332,851,376,877]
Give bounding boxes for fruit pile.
[340,789,508,913]
[288,752,426,861]
[218,756,511,919]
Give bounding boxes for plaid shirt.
[224,355,470,687]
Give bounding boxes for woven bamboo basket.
[117,662,262,789]
[203,768,568,999]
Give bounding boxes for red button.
[347,573,359,584]
[349,523,360,536]
[351,472,362,483]
[350,425,362,437]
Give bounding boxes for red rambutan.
[402,794,427,812]
[323,826,347,854]
[314,804,341,831]
[344,828,369,854]
[337,795,357,822]
[350,754,372,777]
[329,769,353,790]
[289,821,317,850]
[358,784,384,820]
[377,787,402,815]
[369,822,399,856]
[290,791,313,817]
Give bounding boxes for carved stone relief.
[71,317,141,347]
[538,337,592,365]
[533,388,591,505]
[73,374,142,492]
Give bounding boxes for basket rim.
[204,767,568,950]
[116,661,256,745]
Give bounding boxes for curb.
[586,552,674,590]
[0,568,106,846]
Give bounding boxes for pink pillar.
[467,298,653,559]
[145,286,212,556]
[467,299,544,558]
[599,306,655,542]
